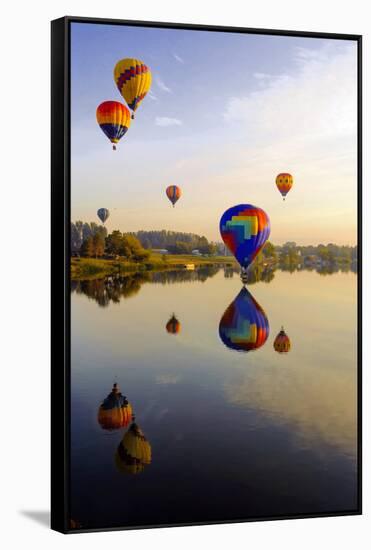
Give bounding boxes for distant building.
[191,249,202,256]
[152,249,169,254]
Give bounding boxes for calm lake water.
[70,267,358,530]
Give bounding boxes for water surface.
[70,268,358,529]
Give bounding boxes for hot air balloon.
[273,327,291,353]
[114,58,152,119]
[276,173,293,200]
[97,208,110,224]
[220,204,270,284]
[166,185,182,207]
[115,422,152,475]
[96,101,131,150]
[166,314,181,334]
[219,287,269,352]
[97,383,133,431]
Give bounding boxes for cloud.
[148,90,158,101]
[155,76,172,93]
[173,53,184,64]
[253,72,271,80]
[155,116,182,127]
[224,43,357,142]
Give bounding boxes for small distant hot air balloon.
[276,173,293,200]
[97,208,110,224]
[166,185,182,207]
[114,58,152,119]
[273,327,291,353]
[96,101,131,150]
[115,422,152,475]
[220,204,270,284]
[166,314,181,334]
[219,287,269,353]
[97,383,133,431]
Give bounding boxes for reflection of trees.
[72,273,150,307]
[149,265,221,285]
[71,266,222,306]
[245,264,276,284]
[71,262,357,307]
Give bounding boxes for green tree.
[262,241,277,261]
[92,233,105,258]
[80,236,94,257]
[106,230,124,255]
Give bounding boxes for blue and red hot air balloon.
[220,204,270,284]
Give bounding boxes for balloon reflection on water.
[97,383,133,431]
[219,287,269,352]
[97,381,152,475]
[166,314,181,335]
[273,327,291,353]
[115,422,152,475]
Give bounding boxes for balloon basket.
[112,144,116,151]
[240,268,249,286]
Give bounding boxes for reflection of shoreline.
[71,266,222,306]
[71,264,357,307]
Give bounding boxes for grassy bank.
[71,253,235,280]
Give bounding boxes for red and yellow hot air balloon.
[273,327,291,353]
[114,58,152,119]
[276,173,293,200]
[166,185,182,207]
[166,314,181,335]
[96,101,131,150]
[97,383,133,431]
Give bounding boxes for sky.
[71,22,358,245]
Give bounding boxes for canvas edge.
[51,16,70,535]
[50,15,362,534]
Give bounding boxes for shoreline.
[71,254,236,280]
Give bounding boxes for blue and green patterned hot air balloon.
[219,287,269,353]
[220,204,270,284]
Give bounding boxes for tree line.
[71,222,357,265]
[129,229,221,255]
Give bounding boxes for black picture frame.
[51,16,362,534]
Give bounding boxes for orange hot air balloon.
[166,314,181,335]
[97,383,133,431]
[276,173,293,200]
[273,327,291,353]
[166,185,182,207]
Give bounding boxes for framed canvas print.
[51,16,362,533]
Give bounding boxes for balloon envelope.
[114,58,152,115]
[97,208,110,224]
[115,422,152,475]
[96,101,131,148]
[276,173,293,199]
[219,287,269,352]
[273,327,291,353]
[166,314,181,334]
[97,384,133,431]
[220,204,270,269]
[166,185,181,206]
